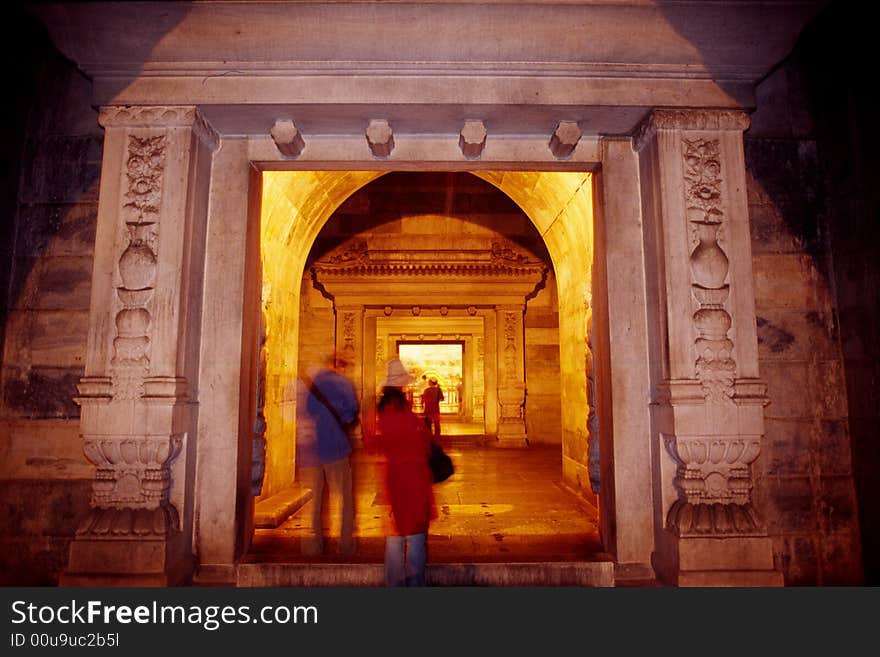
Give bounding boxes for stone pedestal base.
[60,537,193,587]
[675,536,783,587]
[496,420,527,446]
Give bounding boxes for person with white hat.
[375,358,436,586]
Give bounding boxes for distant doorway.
[398,341,463,415]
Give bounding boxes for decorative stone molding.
[341,311,357,360]
[111,133,166,401]
[99,105,219,150]
[366,119,394,158]
[459,120,487,159]
[270,119,305,158]
[663,433,762,536]
[99,105,199,128]
[326,239,369,265]
[549,121,582,159]
[684,137,736,403]
[75,506,179,539]
[312,240,547,278]
[77,431,184,538]
[633,108,750,152]
[502,311,518,382]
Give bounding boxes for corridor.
[247,434,603,567]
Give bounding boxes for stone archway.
[256,170,597,514]
[41,0,810,588]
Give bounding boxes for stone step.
[254,484,313,528]
[236,560,615,587]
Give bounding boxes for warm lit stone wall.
[0,9,100,583]
[298,172,562,443]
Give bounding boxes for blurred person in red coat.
[375,358,437,586]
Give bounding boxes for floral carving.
[664,434,763,536]
[111,134,165,401]
[684,137,736,403]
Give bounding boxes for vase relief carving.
[111,135,165,401]
[684,137,736,403]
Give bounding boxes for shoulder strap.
[301,373,351,432]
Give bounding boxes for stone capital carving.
[663,433,764,537]
[100,106,219,151]
[633,108,750,152]
[99,106,218,150]
[99,105,200,128]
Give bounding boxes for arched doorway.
[250,170,602,577]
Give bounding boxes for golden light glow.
[258,170,594,500]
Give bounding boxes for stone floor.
[243,426,612,584]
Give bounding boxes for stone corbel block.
[270,119,305,158]
[366,119,395,158]
[459,120,487,159]
[549,121,582,159]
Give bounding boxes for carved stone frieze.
[503,311,518,382]
[341,311,356,361]
[633,108,750,152]
[99,105,198,128]
[312,240,547,278]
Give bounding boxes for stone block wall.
[745,5,870,584]
[0,8,101,584]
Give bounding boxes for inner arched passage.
[258,170,597,530]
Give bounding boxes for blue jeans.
[384,533,427,587]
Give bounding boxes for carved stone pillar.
[62,106,218,585]
[495,305,527,445]
[335,304,364,442]
[635,109,782,586]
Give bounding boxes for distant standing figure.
[376,358,437,587]
[421,377,444,439]
[298,352,360,557]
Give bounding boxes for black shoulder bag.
[429,441,454,483]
